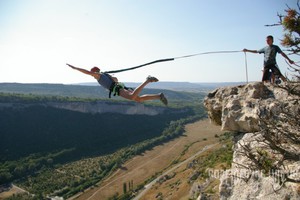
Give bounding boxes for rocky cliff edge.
[204,82,300,200]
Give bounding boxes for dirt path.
[133,143,218,200]
[0,184,28,200]
[71,118,223,200]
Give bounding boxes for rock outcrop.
[205,82,286,132]
[204,82,300,200]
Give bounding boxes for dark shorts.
[262,64,283,81]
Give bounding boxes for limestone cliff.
[204,82,300,200]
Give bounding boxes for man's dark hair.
[267,35,274,41]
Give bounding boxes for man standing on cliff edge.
[243,35,294,83]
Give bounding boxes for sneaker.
[147,75,159,82]
[160,93,168,106]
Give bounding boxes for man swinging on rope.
[67,64,168,106]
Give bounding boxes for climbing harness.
[109,82,131,98]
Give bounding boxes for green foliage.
[256,149,276,174]
[280,2,300,54]
[276,1,300,80]
[196,132,234,172]
[123,182,127,194]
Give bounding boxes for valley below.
[0,83,233,200]
[70,118,225,200]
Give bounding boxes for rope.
[104,58,174,74]
[244,52,249,83]
[104,50,242,74]
[174,50,242,59]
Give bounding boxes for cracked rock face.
[217,131,300,200]
[203,82,300,200]
[203,82,290,132]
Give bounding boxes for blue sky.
[0,0,298,84]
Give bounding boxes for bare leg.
[119,78,157,101]
[130,79,152,100]
[135,94,161,102]
[118,76,168,105]
[271,73,275,84]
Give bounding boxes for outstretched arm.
[243,49,258,53]
[67,63,100,79]
[67,63,93,75]
[280,52,294,64]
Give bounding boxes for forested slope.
[0,103,193,161]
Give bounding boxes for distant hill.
[0,82,208,101]
[79,81,246,92]
[0,82,108,99]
